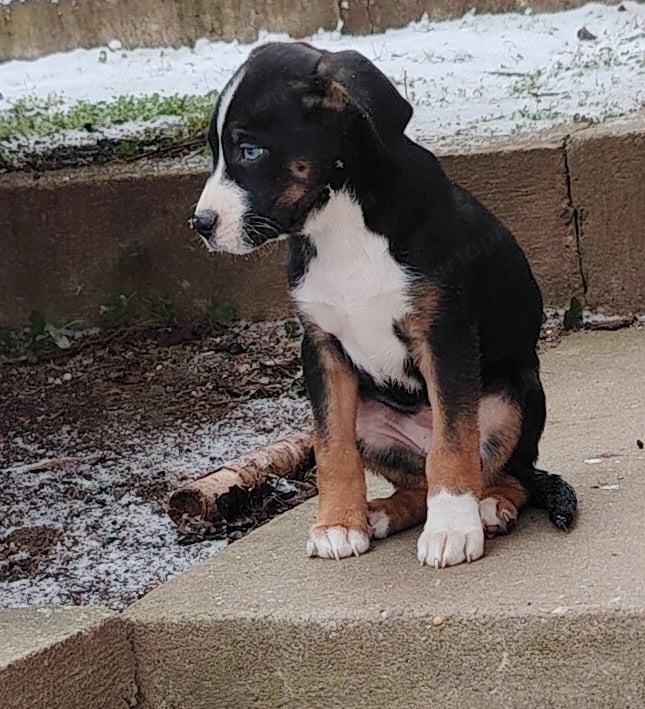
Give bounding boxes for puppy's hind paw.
[479,496,517,539]
[367,508,391,539]
[306,525,371,560]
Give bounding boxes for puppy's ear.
[308,49,412,148]
[250,41,323,74]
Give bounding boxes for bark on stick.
[167,432,314,530]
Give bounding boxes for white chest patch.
[292,190,418,390]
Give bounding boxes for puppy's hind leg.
[489,368,578,531]
[479,475,527,538]
[477,393,528,538]
[367,486,427,540]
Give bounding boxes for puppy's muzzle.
[190,209,219,239]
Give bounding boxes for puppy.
[191,42,577,568]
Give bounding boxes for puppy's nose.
[191,210,219,238]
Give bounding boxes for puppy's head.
[190,42,412,254]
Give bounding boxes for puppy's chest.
[291,195,417,389]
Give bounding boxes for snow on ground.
[1,3,644,147]
[0,396,310,609]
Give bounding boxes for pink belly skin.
[355,398,433,456]
[355,393,520,465]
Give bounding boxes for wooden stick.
[167,432,314,531]
[1,453,108,475]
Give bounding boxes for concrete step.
[0,607,135,709]
[125,329,645,708]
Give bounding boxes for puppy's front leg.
[409,312,485,568]
[301,327,370,560]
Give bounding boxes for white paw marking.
[367,508,391,539]
[306,526,370,560]
[417,490,484,568]
[479,497,515,537]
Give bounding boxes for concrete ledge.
[440,129,582,306]
[126,330,645,708]
[0,0,600,62]
[568,117,645,314]
[0,163,291,326]
[128,611,643,708]
[0,607,136,709]
[2,116,644,328]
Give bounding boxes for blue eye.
[240,144,265,162]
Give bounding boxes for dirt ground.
[0,319,312,608]
[0,318,305,440]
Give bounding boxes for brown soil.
[0,319,304,444]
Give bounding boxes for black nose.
[191,210,219,238]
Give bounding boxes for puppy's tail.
[510,465,578,531]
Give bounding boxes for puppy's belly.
[356,398,433,456]
[357,392,523,483]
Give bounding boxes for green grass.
[0,91,218,172]
[0,92,217,141]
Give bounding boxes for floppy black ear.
[313,49,412,148]
[249,41,323,76]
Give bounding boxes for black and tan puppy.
[190,42,577,568]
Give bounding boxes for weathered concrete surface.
[0,162,291,326]
[127,329,645,708]
[441,130,582,306]
[568,116,645,315]
[0,127,592,328]
[0,607,136,709]
[340,0,594,34]
[0,0,601,62]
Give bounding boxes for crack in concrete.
[337,0,375,34]
[366,0,375,33]
[562,134,588,296]
[335,0,343,27]
[126,622,145,709]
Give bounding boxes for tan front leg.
[302,329,369,560]
[405,301,486,568]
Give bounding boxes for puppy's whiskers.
[243,212,283,247]
[245,214,281,231]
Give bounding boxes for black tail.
[510,466,578,531]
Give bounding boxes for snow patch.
[1,4,644,147]
[1,396,310,609]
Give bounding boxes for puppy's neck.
[322,138,457,268]
[331,138,422,231]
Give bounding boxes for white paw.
[479,497,516,538]
[417,490,484,568]
[306,526,370,560]
[367,508,391,539]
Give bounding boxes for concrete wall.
[0,165,292,327]
[1,116,643,329]
[0,0,603,62]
